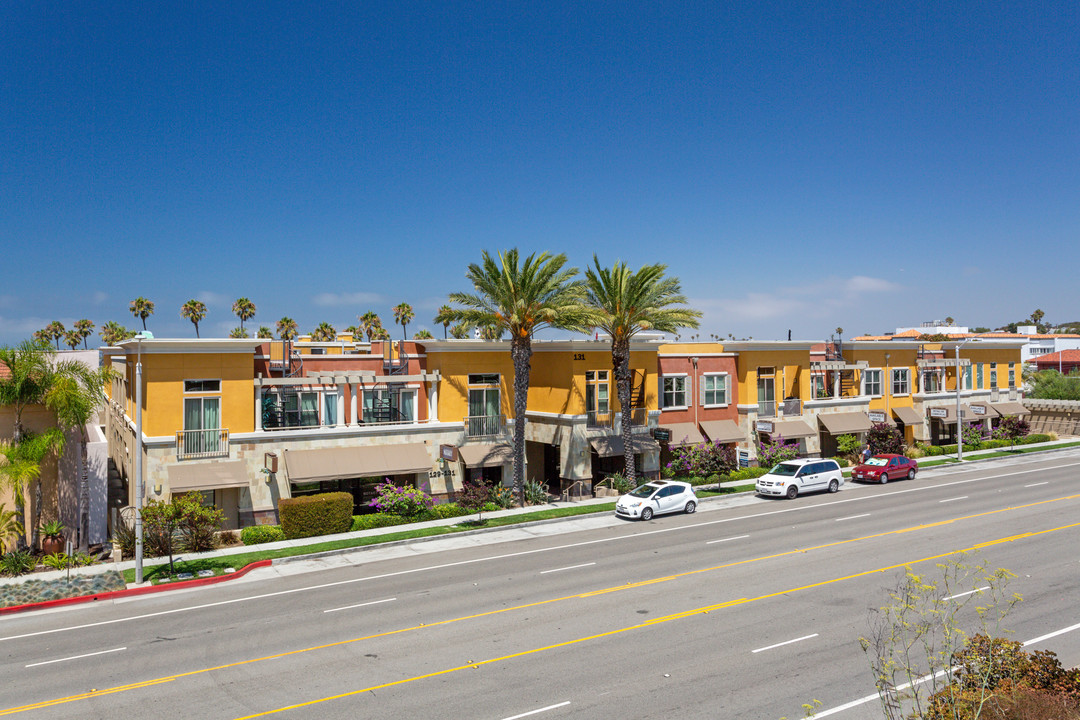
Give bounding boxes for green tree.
[99,321,134,346]
[276,316,298,341]
[449,323,470,340]
[180,299,207,338]
[1027,370,1080,400]
[256,326,274,339]
[1030,308,1045,326]
[0,430,64,549]
[434,305,454,339]
[229,327,249,338]
[232,297,256,332]
[129,297,155,330]
[73,319,94,349]
[374,326,391,341]
[392,303,414,341]
[413,329,434,340]
[584,257,700,482]
[63,330,81,350]
[0,503,23,554]
[46,321,66,350]
[359,311,382,342]
[445,250,592,506]
[311,322,336,342]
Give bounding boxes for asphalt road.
[3,450,1079,720]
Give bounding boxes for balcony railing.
[176,429,229,460]
[757,401,776,418]
[465,414,505,438]
[587,408,648,429]
[782,398,801,416]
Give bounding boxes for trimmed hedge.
[675,466,769,487]
[279,492,354,539]
[350,513,411,532]
[240,524,286,546]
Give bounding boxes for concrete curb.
[0,560,272,616]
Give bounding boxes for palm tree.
[233,298,256,332]
[343,325,360,339]
[276,317,298,341]
[446,249,592,506]
[374,326,391,341]
[413,329,434,340]
[359,311,382,342]
[449,323,470,339]
[46,321,65,350]
[0,502,23,554]
[311,322,336,342]
[181,299,207,338]
[0,430,64,550]
[74,319,94,349]
[434,305,454,339]
[129,297,155,330]
[584,257,701,483]
[99,321,133,346]
[256,326,274,339]
[229,327,249,338]
[63,330,81,350]
[393,303,415,341]
[45,357,116,552]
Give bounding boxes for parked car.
[615,480,697,520]
[852,454,917,484]
[756,458,844,499]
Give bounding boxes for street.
[3,451,1079,719]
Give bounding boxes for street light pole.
[134,334,145,584]
[955,338,974,462]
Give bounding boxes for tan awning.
[589,435,661,458]
[700,419,743,444]
[662,423,705,447]
[991,401,1031,416]
[892,406,924,426]
[968,402,999,419]
[763,419,817,439]
[168,461,250,492]
[817,412,873,435]
[284,444,432,483]
[458,443,513,468]
[928,405,975,423]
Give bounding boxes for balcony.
[176,428,229,460]
[757,401,776,418]
[587,408,648,429]
[465,414,505,438]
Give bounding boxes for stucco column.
[350,383,359,426]
[336,384,345,427]
[429,381,439,422]
[254,390,262,431]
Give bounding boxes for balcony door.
[757,368,775,417]
[183,397,221,455]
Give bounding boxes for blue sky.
[3,2,1077,345]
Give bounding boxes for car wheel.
[640,507,654,521]
[907,469,916,480]
[786,485,798,500]
[828,479,839,493]
[879,473,889,484]
[684,500,696,514]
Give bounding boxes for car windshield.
[628,484,661,498]
[768,463,801,477]
[865,457,888,467]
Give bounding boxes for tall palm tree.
[359,311,382,342]
[374,326,391,341]
[0,502,23,554]
[229,327,249,338]
[434,305,454,339]
[129,297,155,330]
[46,321,65,350]
[233,298,256,331]
[276,317,298,341]
[45,358,116,552]
[449,323,470,340]
[63,330,81,350]
[584,257,701,483]
[413,329,434,340]
[181,299,208,338]
[74,319,94,349]
[99,321,133,346]
[311,322,336,342]
[256,326,274,339]
[392,303,415,341]
[446,250,592,506]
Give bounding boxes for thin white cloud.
[844,275,902,293]
[0,315,50,334]
[92,291,109,305]
[312,292,384,307]
[195,291,231,307]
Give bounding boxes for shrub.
[836,433,862,460]
[489,484,515,509]
[1021,433,1052,445]
[757,436,799,468]
[600,473,634,494]
[112,513,136,560]
[350,513,410,532]
[993,415,1030,442]
[279,492,354,539]
[730,466,769,482]
[961,425,985,449]
[42,553,70,571]
[0,549,35,577]
[867,422,904,455]
[481,501,500,512]
[427,503,469,520]
[142,492,225,567]
[523,480,549,506]
[829,456,850,468]
[367,481,433,518]
[240,525,286,545]
[666,441,737,478]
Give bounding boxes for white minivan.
[755,458,844,499]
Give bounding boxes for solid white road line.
[1025,481,1049,488]
[7,459,1078,643]
[938,496,968,503]
[25,646,126,668]
[323,597,396,614]
[500,701,571,719]
[706,534,750,544]
[539,562,595,575]
[835,514,871,522]
[752,634,819,654]
[943,586,989,601]
[1023,620,1080,647]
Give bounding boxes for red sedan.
[851,454,918,484]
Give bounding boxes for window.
[262,390,336,429]
[892,368,910,396]
[703,374,728,406]
[976,363,984,389]
[811,373,828,399]
[757,367,775,417]
[363,388,416,424]
[990,363,998,387]
[183,396,220,431]
[963,365,972,391]
[586,371,610,414]
[662,376,687,408]
[1008,363,1016,388]
[468,373,500,385]
[184,379,220,393]
[921,370,942,393]
[862,369,882,397]
[324,392,338,426]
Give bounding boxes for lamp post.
[133,332,150,584]
[955,338,974,462]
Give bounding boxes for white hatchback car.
[755,458,844,499]
[615,480,697,520]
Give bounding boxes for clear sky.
[3,2,1078,345]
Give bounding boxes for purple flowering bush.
[368,480,434,518]
[992,415,1030,442]
[665,441,737,479]
[756,436,798,468]
[867,422,904,455]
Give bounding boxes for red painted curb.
[0,559,274,616]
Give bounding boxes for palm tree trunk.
[79,425,89,553]
[613,339,636,482]
[12,421,28,550]
[511,335,532,508]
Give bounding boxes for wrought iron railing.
[176,429,229,460]
[465,414,505,438]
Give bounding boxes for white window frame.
[990,362,998,387]
[963,365,972,391]
[183,378,221,394]
[661,375,689,409]
[892,368,910,396]
[363,387,418,424]
[702,373,729,407]
[585,370,610,414]
[862,368,883,398]
[1008,362,1016,388]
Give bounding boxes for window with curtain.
[183,396,220,453]
[363,389,416,423]
[324,392,338,426]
